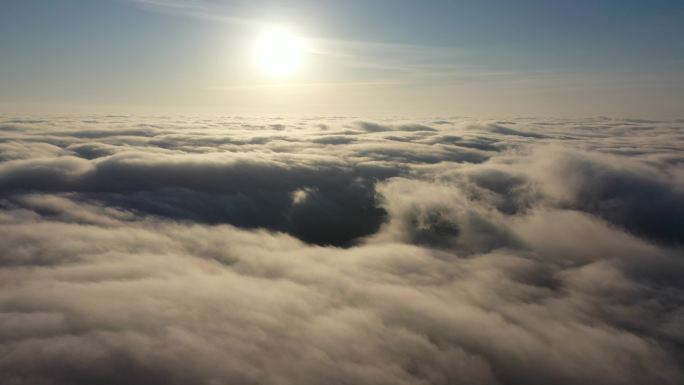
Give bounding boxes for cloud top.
[0,115,683,384]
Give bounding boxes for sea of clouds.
[0,114,683,385]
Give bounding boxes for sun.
[254,28,307,78]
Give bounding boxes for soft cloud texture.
[0,115,682,384]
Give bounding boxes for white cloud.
[0,115,682,384]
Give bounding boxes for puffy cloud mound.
[0,115,683,385]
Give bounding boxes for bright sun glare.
[254,28,306,78]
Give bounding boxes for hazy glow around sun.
[254,28,307,78]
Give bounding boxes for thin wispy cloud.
[126,0,262,26]
[205,79,404,90]
[128,0,492,82]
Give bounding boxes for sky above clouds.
[1,0,683,117]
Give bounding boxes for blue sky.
[1,0,683,117]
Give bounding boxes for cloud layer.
[0,115,683,385]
